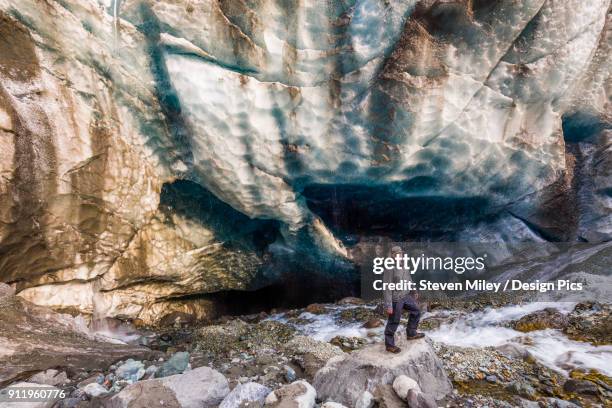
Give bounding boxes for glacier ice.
[117,0,610,234]
[0,0,610,322]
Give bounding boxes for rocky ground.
[1,284,610,408]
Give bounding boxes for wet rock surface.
[0,288,155,387]
[564,302,612,345]
[219,381,271,408]
[313,337,452,406]
[512,308,570,332]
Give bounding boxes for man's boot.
[406,332,425,340]
[386,345,401,353]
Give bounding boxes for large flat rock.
[313,337,452,406]
[0,287,155,387]
[106,367,229,408]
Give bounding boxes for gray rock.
[28,369,69,386]
[144,365,158,379]
[517,399,540,408]
[372,384,404,408]
[355,391,374,408]
[485,375,498,383]
[282,336,344,380]
[392,375,420,400]
[82,382,109,398]
[506,381,537,399]
[264,380,316,408]
[406,389,437,408]
[313,337,451,406]
[495,343,529,359]
[321,403,347,408]
[543,397,581,408]
[563,379,599,395]
[219,382,271,408]
[53,398,83,408]
[115,359,146,382]
[110,366,229,408]
[0,295,154,386]
[77,374,103,389]
[156,352,190,378]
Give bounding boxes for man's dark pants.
[385,295,421,347]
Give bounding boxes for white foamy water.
[73,315,142,345]
[269,305,381,342]
[297,312,369,342]
[416,302,612,376]
[425,302,577,348]
[272,302,612,377]
[526,330,612,376]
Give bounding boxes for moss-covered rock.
[564,303,612,345]
[511,308,569,332]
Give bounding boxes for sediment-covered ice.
[133,0,610,230]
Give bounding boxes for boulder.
[565,303,612,345]
[518,399,540,408]
[0,296,155,387]
[156,352,190,378]
[77,374,104,389]
[313,337,451,406]
[392,375,420,400]
[406,389,437,408]
[109,367,229,408]
[355,391,374,408]
[28,370,69,386]
[82,382,109,398]
[543,398,582,408]
[512,308,570,332]
[264,380,316,408]
[506,381,537,399]
[283,336,344,379]
[115,359,146,382]
[372,384,404,408]
[563,379,599,395]
[219,382,271,408]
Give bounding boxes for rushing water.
[270,301,612,377]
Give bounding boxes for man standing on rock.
[384,246,424,353]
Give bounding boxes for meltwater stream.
[270,301,612,377]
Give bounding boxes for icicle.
[112,0,121,44]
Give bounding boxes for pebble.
[486,375,498,383]
[82,382,109,398]
[284,365,297,382]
